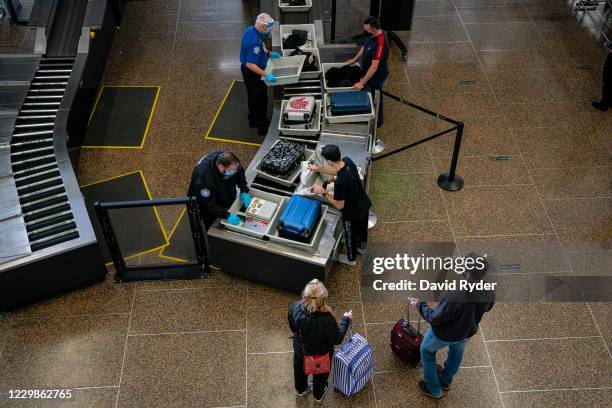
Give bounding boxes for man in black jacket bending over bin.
[410,253,496,399]
[310,144,372,266]
[592,40,612,112]
[188,151,251,229]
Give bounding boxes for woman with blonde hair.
[288,279,353,402]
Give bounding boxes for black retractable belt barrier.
[370,90,465,192]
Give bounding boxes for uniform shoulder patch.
[200,188,211,198]
[253,46,260,55]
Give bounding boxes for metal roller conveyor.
[18,185,64,200]
[29,83,68,86]
[20,193,66,209]
[23,201,68,216]
[11,146,55,157]
[29,228,79,246]
[12,130,54,137]
[27,219,75,235]
[14,168,59,182]
[14,123,55,129]
[22,102,62,107]
[11,154,57,168]
[25,95,64,100]
[17,176,62,191]
[13,162,59,176]
[12,139,54,147]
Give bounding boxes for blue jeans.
[366,79,385,127]
[420,328,467,397]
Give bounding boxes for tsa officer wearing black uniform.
[188,151,251,229]
[346,16,390,128]
[240,13,281,135]
[311,145,372,266]
[592,40,612,112]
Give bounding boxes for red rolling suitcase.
[390,298,423,367]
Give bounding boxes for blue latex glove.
[270,51,281,59]
[264,73,276,83]
[240,192,252,207]
[226,213,241,225]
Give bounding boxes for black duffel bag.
[325,65,362,87]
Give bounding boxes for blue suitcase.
[330,91,371,115]
[277,195,321,242]
[333,327,375,397]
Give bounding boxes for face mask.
[264,27,271,36]
[223,169,235,178]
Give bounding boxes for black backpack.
[325,65,362,87]
[283,29,308,49]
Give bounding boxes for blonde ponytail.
[301,279,332,313]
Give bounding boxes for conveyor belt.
[10,56,80,252]
[45,0,89,57]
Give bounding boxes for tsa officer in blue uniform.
[240,13,281,136]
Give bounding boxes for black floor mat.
[205,80,268,146]
[83,86,159,148]
[80,171,168,264]
[158,209,198,263]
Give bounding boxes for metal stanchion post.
[437,121,464,191]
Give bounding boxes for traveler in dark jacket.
[346,16,390,127]
[410,253,496,399]
[592,40,612,112]
[188,151,251,229]
[310,145,372,266]
[288,279,352,402]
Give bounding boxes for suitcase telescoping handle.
[407,297,422,334]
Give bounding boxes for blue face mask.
[223,169,235,178]
[263,27,271,36]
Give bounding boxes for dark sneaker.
[296,383,313,397]
[437,364,451,392]
[592,101,608,112]
[314,385,328,402]
[418,380,442,399]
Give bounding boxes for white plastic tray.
[278,100,321,137]
[321,62,361,92]
[220,189,283,240]
[280,24,317,51]
[267,196,328,253]
[324,92,374,124]
[253,140,314,186]
[278,0,312,13]
[282,48,321,79]
[263,55,306,86]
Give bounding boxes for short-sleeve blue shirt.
[240,26,269,69]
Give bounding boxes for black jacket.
[188,151,249,224]
[288,301,350,355]
[417,283,495,342]
[603,52,611,84]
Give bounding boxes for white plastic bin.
[278,99,321,137]
[263,55,306,86]
[321,62,361,92]
[278,0,312,13]
[323,92,374,124]
[220,189,283,240]
[280,24,317,51]
[253,140,315,186]
[282,48,321,79]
